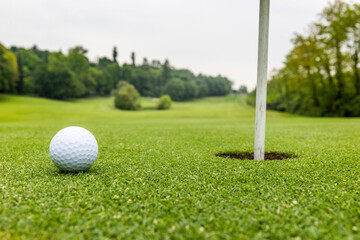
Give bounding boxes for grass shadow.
[49,165,102,175]
[141,106,158,111]
[0,94,11,102]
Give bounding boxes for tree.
[98,57,113,68]
[90,67,112,95]
[184,81,198,99]
[0,43,18,93]
[33,65,75,99]
[163,78,186,101]
[112,46,118,63]
[146,67,162,97]
[67,46,91,96]
[121,64,134,83]
[16,52,24,94]
[99,62,121,89]
[132,67,150,96]
[195,78,210,97]
[346,3,360,94]
[239,85,248,94]
[5,44,234,101]
[131,52,136,67]
[10,47,44,94]
[320,0,350,100]
[160,59,171,87]
[151,60,161,68]
[247,1,360,117]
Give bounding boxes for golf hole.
[216,152,297,161]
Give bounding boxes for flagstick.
[254,0,270,160]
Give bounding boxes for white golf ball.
[49,126,98,172]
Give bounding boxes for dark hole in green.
[215,152,297,161]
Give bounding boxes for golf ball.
[49,126,98,172]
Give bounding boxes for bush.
[157,95,172,110]
[114,82,141,110]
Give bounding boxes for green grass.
[1,94,360,239]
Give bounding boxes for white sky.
[0,0,358,90]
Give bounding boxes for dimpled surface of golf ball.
[49,126,98,172]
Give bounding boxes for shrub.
[157,95,172,110]
[114,82,141,110]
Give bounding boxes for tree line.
[0,44,232,101]
[247,0,360,117]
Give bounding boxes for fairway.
[1,94,360,239]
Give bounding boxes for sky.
[0,0,357,90]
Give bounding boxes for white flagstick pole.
[254,0,270,160]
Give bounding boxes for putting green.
[1,94,360,239]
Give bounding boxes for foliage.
[184,81,199,99]
[157,94,172,110]
[114,81,141,110]
[90,67,111,96]
[0,43,18,93]
[163,78,186,101]
[112,46,118,63]
[4,44,232,100]
[239,85,248,94]
[247,0,360,117]
[16,52,24,94]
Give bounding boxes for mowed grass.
[1,94,360,239]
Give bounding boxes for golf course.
[1,94,360,239]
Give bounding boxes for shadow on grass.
[50,165,102,175]
[0,95,10,102]
[216,152,298,161]
[141,106,158,111]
